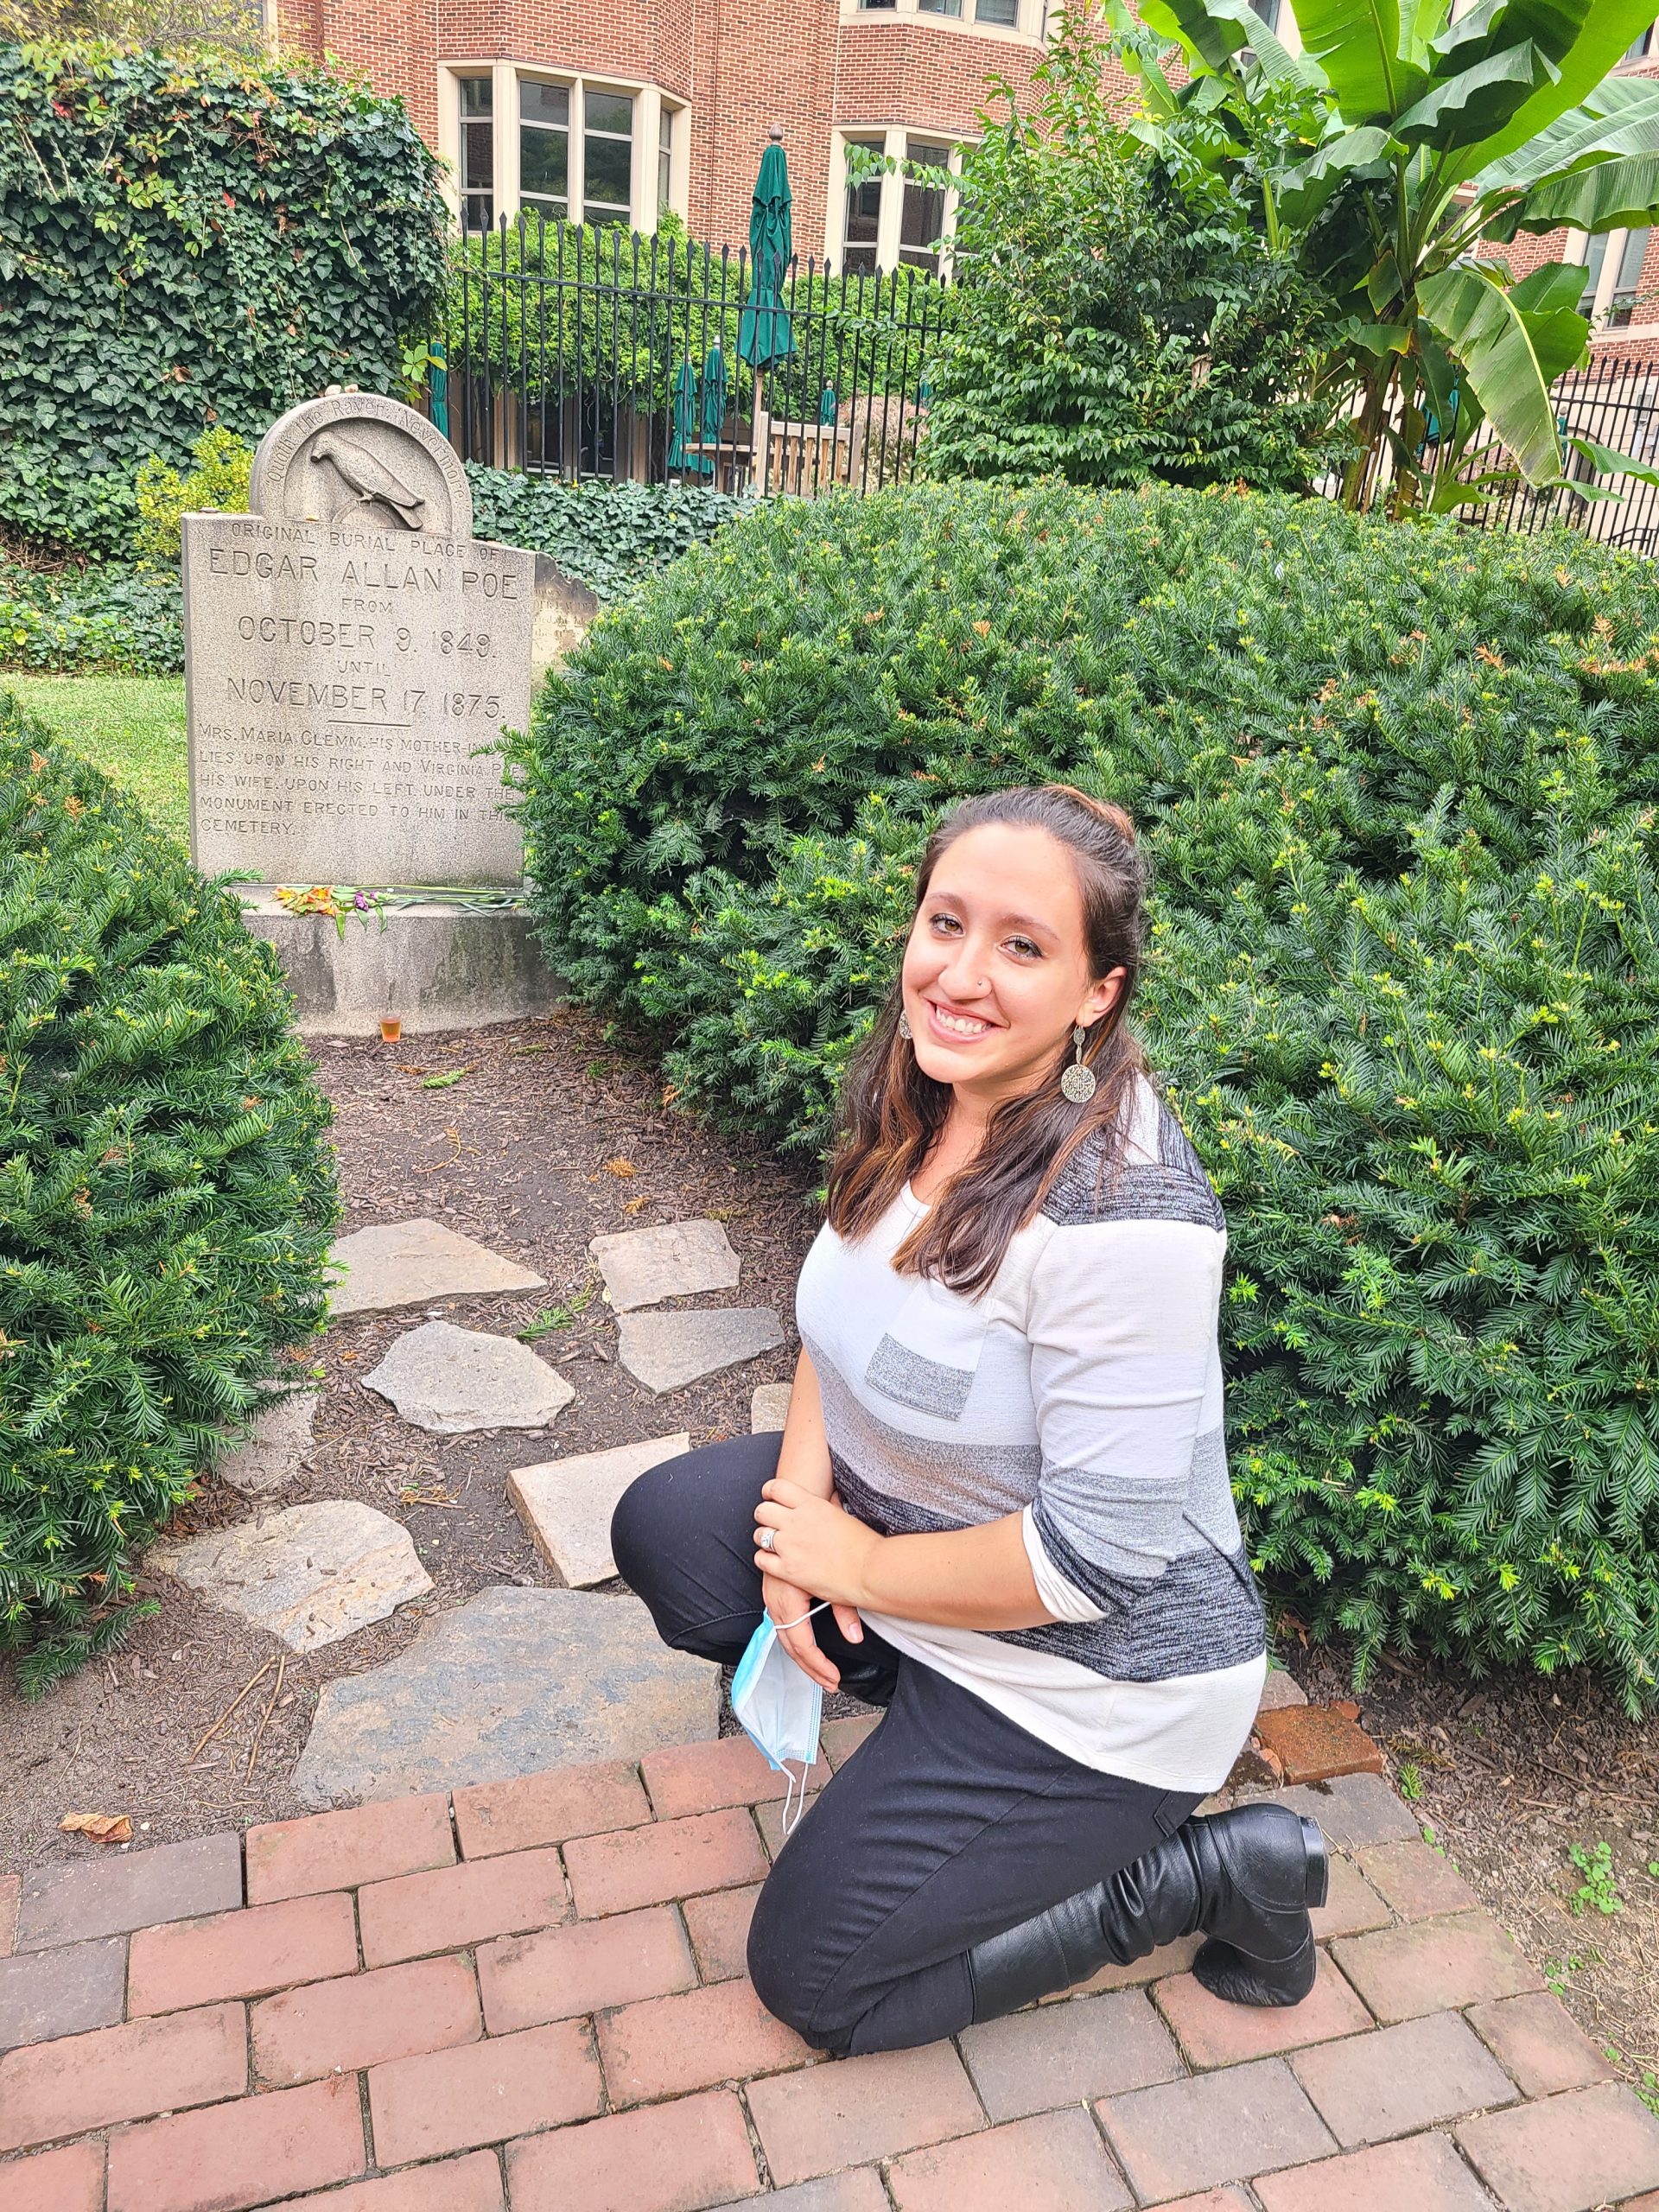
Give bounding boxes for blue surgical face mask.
[730,1605,825,1840]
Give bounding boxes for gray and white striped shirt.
[797,1072,1266,1790]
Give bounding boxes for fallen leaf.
[60,1811,131,1843]
[622,1193,653,1215]
[602,1156,637,1178]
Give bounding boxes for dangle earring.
[898,1010,912,1040]
[1060,1024,1097,1104]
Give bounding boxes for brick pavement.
[3,1705,1659,2212]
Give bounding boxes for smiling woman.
[610,781,1327,2059]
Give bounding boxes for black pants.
[610,1433,1200,2055]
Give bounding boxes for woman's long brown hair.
[825,784,1149,1298]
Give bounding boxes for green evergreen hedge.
[511,482,1659,1704]
[0,697,339,1694]
[0,41,446,559]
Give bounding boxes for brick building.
[267,0,1052,274]
[268,0,1659,348]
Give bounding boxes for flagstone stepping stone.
[363,1320,575,1434]
[290,1586,715,1807]
[509,1433,691,1588]
[330,1217,544,1318]
[213,1384,320,1497]
[152,1503,432,1654]
[750,1382,793,1433]
[589,1217,741,1311]
[617,1306,785,1395]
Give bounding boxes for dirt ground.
[2,1003,1653,2102]
[0,1007,817,1872]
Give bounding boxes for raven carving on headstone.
[308,432,426,528]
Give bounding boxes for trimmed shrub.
[511,481,1659,1704]
[466,467,758,604]
[134,427,252,566]
[0,696,339,1693]
[0,41,446,558]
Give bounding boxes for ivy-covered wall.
[0,41,448,558]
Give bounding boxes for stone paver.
[105,2074,365,2212]
[1252,2130,1496,2212]
[1258,1669,1308,1710]
[359,1847,569,1967]
[0,1934,127,2052]
[1273,1773,1419,1852]
[1253,1707,1385,1783]
[3,2138,105,2212]
[364,1320,576,1433]
[1355,1840,1478,1920]
[292,1586,715,1805]
[367,2018,602,2164]
[1465,1991,1616,2098]
[597,1978,810,2104]
[1154,1955,1372,2069]
[590,1218,741,1311]
[709,2179,887,2212]
[641,1732,831,1820]
[251,1955,480,2085]
[153,1500,432,1653]
[565,1808,767,1916]
[214,1382,321,1496]
[747,2043,982,2185]
[1333,1911,1542,2022]
[0,2002,246,2152]
[1099,2056,1338,2201]
[1289,2010,1517,2144]
[505,2089,760,2212]
[617,1306,785,1394]
[682,1885,760,1983]
[283,2153,506,2210]
[454,1761,651,1860]
[247,1793,455,1903]
[478,1907,696,2033]
[959,1986,1182,2119]
[1310,1853,1391,1941]
[887,2107,1134,2211]
[1455,2080,1659,2212]
[330,1218,544,1317]
[0,1686,1624,2212]
[14,1829,241,1948]
[509,1433,690,1587]
[751,1382,793,1433]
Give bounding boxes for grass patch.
[3,675,187,842]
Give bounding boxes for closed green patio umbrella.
[667,359,710,475]
[701,344,728,442]
[738,130,796,376]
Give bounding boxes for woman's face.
[899,823,1126,1107]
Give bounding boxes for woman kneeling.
[612,783,1325,2057]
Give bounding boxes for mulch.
[1,1001,1652,2094]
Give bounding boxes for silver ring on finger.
[756,1527,778,1554]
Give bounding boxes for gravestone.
[187,391,532,886]
[182,391,594,1029]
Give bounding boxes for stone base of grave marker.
[241,892,563,1034]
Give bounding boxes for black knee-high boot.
[965,1803,1327,2023]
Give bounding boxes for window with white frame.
[458,78,493,231]
[452,72,677,232]
[1578,227,1653,327]
[842,132,961,274]
[917,0,1021,21]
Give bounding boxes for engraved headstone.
[184,392,537,887]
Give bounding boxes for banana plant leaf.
[1507,150,1659,234]
[1286,0,1428,127]
[1419,260,1572,481]
[1394,41,1556,149]
[1444,0,1657,185]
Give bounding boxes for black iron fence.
[1459,353,1659,553]
[439,217,950,497]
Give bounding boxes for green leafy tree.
[0,41,447,557]
[1115,0,1659,510]
[919,8,1334,490]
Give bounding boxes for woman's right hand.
[763,1571,862,1694]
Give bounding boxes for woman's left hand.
[753,1476,880,1607]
